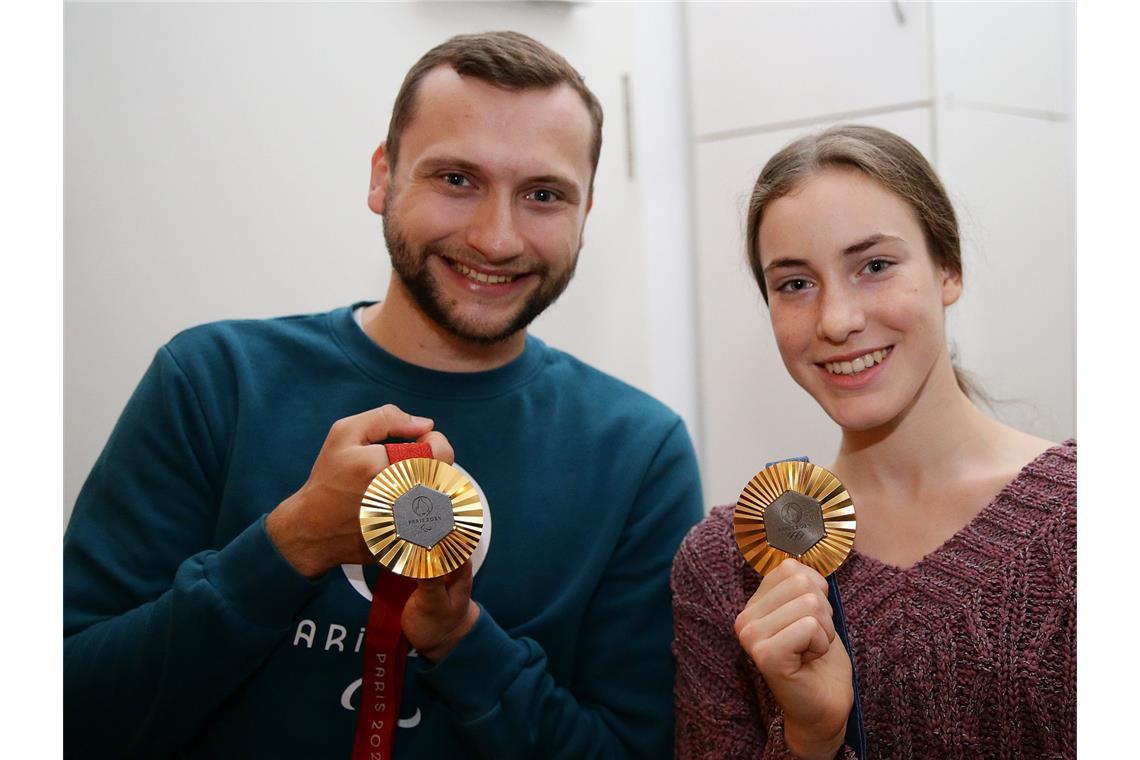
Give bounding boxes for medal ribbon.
[351,441,432,760]
[765,456,867,760]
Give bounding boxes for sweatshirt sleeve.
[416,419,705,759]
[671,523,855,760]
[63,346,323,757]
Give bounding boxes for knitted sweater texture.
[672,441,1076,759]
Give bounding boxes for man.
[64,31,703,758]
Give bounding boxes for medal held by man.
[734,459,856,577]
[359,442,484,579]
[351,441,484,760]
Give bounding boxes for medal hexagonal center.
[392,484,454,549]
[765,490,826,556]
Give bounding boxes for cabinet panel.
[932,1,1074,117]
[937,109,1075,442]
[686,2,930,137]
[693,109,932,506]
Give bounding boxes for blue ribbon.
[765,457,867,760]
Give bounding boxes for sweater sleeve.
[415,419,705,759]
[63,346,323,757]
[671,521,856,760]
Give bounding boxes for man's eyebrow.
[526,174,577,189]
[414,159,581,196]
[415,156,482,176]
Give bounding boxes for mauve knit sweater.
[672,440,1075,759]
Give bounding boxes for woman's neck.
[832,352,998,493]
[828,352,1055,568]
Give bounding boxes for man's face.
[369,66,595,345]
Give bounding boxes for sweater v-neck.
[839,439,1076,585]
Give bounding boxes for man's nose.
[466,193,525,262]
[816,284,867,344]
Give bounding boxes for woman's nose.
[816,285,867,344]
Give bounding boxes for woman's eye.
[863,259,891,274]
[777,278,813,293]
[527,189,557,203]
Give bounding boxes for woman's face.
[757,166,961,432]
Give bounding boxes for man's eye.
[527,189,557,203]
[443,173,469,187]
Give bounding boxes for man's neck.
[361,280,527,373]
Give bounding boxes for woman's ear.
[366,142,391,216]
[941,267,963,307]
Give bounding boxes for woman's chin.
[819,400,899,435]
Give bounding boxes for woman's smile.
[815,345,893,389]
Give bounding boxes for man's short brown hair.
[386,31,604,182]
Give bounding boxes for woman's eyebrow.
[842,233,903,255]
[763,233,905,273]
[763,257,808,273]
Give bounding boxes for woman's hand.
[735,558,853,760]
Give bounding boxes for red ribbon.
[351,441,432,760]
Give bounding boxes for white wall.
[63,2,698,521]
[632,2,702,446]
[685,1,1075,505]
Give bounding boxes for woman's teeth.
[449,260,517,285]
[825,347,891,376]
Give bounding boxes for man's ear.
[367,142,391,216]
[578,190,594,247]
[941,266,963,307]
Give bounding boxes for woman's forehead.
[759,169,924,261]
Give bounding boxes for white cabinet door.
[693,108,932,506]
[930,1,1075,445]
[686,1,931,138]
[938,108,1075,444]
[932,1,1074,118]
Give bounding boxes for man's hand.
[266,404,455,579]
[735,558,853,760]
[403,561,480,663]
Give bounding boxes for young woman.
[672,125,1075,759]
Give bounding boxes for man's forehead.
[413,64,589,122]
[399,65,594,179]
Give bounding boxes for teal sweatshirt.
[64,304,704,758]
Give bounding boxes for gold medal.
[359,457,484,579]
[734,460,856,577]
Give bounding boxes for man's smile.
[444,257,526,285]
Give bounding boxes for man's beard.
[383,215,578,346]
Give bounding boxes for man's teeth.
[450,260,517,285]
[825,348,890,376]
